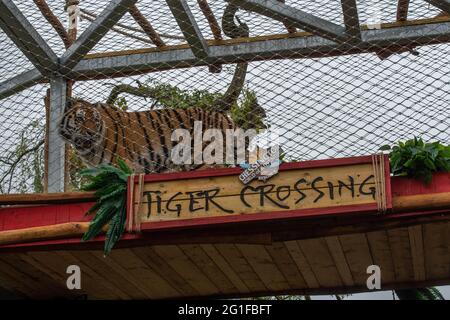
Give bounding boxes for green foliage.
[0,120,44,194]
[110,80,221,110]
[230,89,265,130]
[115,97,129,111]
[110,80,266,130]
[80,158,132,256]
[147,82,220,110]
[380,137,450,184]
[67,146,88,191]
[32,149,44,193]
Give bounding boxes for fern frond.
[80,157,133,255]
[82,204,117,241]
[85,201,102,216]
[117,158,133,175]
[98,187,127,204]
[95,183,127,199]
[104,199,127,255]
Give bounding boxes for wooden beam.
[128,4,165,47]
[197,0,222,40]
[60,0,138,73]
[397,0,410,22]
[2,17,450,98]
[1,207,450,250]
[392,192,450,212]
[0,191,95,205]
[408,225,426,281]
[166,0,209,59]
[325,236,355,286]
[32,0,70,48]
[0,222,94,246]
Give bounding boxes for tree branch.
[129,4,165,47]
[106,83,159,106]
[197,0,222,40]
[214,3,250,112]
[80,8,185,40]
[33,0,71,48]
[0,139,44,190]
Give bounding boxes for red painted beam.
[391,171,450,196]
[0,157,449,250]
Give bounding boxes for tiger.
[59,99,238,174]
[59,6,262,174]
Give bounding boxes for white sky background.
[1,0,448,164]
[0,0,449,299]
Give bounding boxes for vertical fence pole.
[47,77,67,192]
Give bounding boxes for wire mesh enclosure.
[0,0,449,194]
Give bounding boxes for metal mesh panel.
[0,0,449,193]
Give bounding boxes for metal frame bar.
[2,19,450,99]
[425,0,450,13]
[227,0,349,43]
[59,0,138,73]
[341,0,361,40]
[0,69,43,100]
[0,0,58,76]
[47,78,67,193]
[166,0,209,59]
[276,0,296,33]
[67,20,450,79]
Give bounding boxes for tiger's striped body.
[59,100,236,173]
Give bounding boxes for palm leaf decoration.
[80,158,133,255]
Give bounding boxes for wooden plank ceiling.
[1,220,449,299]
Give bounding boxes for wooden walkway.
[0,218,449,299]
[0,169,449,299]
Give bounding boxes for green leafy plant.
[380,137,450,184]
[395,287,445,300]
[230,89,266,130]
[80,158,132,256]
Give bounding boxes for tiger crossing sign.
[127,156,392,232]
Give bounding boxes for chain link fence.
[0,0,449,194]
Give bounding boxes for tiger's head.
[59,99,104,155]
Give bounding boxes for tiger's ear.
[65,97,76,112]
